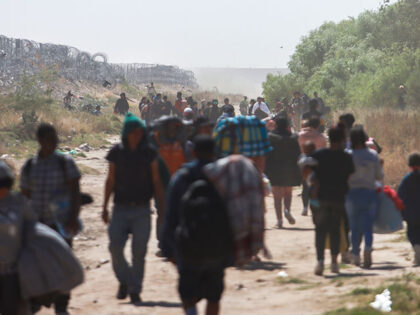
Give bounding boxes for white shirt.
[252,102,270,115]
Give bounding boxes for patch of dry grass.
[334,108,420,187]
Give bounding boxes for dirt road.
[38,145,415,315]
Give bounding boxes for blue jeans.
[346,189,378,255]
[108,204,151,294]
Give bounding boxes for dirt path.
[37,144,415,315]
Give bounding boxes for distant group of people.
[2,85,420,315]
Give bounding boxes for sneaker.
[314,260,324,276]
[363,250,372,269]
[352,254,361,267]
[130,293,142,304]
[331,262,340,274]
[341,251,352,264]
[301,207,308,216]
[275,220,283,229]
[116,284,128,300]
[284,210,296,225]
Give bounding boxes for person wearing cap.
[0,160,33,315]
[114,93,130,115]
[103,113,165,304]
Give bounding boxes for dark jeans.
[0,273,19,315]
[302,181,310,208]
[313,201,345,261]
[407,222,420,246]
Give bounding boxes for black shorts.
[178,268,225,303]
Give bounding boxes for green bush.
[263,0,420,110]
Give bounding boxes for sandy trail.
[37,144,414,315]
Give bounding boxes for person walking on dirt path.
[162,135,230,315]
[302,99,323,122]
[20,123,82,315]
[221,98,234,116]
[138,96,147,113]
[311,124,354,276]
[209,99,221,123]
[298,118,327,216]
[240,96,248,116]
[147,82,157,99]
[248,99,256,115]
[313,92,325,114]
[174,92,187,118]
[114,93,129,115]
[102,113,165,304]
[203,101,213,119]
[63,90,76,110]
[161,95,173,116]
[346,127,383,268]
[265,116,301,228]
[339,113,355,149]
[398,152,420,266]
[151,93,163,121]
[151,116,187,176]
[290,92,305,130]
[252,97,270,120]
[0,161,33,315]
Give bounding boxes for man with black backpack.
[162,135,232,315]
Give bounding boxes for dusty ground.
[37,145,415,315]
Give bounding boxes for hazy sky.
[0,0,386,68]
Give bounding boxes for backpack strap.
[23,154,69,190]
[56,154,68,182]
[22,157,34,179]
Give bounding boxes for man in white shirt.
[252,97,271,118]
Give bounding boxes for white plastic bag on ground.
[276,271,288,278]
[370,289,392,312]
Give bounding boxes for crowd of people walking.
[1,87,419,315]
